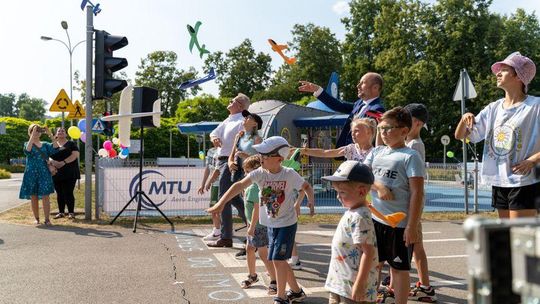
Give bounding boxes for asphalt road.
[0,220,470,304]
[0,173,26,213]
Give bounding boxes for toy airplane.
[101,86,162,147]
[187,21,210,58]
[365,110,383,121]
[282,148,301,171]
[178,68,216,90]
[268,39,296,65]
[80,0,101,15]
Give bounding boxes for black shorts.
[373,220,413,271]
[492,182,540,210]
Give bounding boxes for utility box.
[511,226,540,302]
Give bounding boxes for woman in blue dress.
[19,124,59,226]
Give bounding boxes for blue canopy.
[177,122,220,134]
[293,114,348,128]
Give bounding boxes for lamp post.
[41,20,85,127]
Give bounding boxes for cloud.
[332,1,349,15]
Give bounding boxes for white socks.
[290,256,299,264]
[213,228,221,235]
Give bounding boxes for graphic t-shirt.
[248,167,305,228]
[364,146,425,228]
[469,96,540,187]
[343,144,372,162]
[325,206,378,302]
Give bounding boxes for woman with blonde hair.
[19,124,59,226]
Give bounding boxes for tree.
[204,39,272,98]
[16,94,46,121]
[135,51,199,117]
[0,93,16,117]
[175,94,229,123]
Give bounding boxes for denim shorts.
[267,223,297,261]
[247,226,269,248]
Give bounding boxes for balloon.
[118,152,128,159]
[98,148,109,158]
[80,132,86,143]
[77,119,86,131]
[447,151,455,158]
[112,137,120,145]
[121,147,129,156]
[103,140,113,151]
[67,126,81,139]
[108,149,117,158]
[198,151,205,160]
[119,143,127,149]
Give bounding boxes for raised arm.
[300,146,345,159]
[206,176,252,214]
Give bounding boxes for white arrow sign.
[453,69,477,101]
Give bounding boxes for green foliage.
[0,117,34,163]
[0,93,16,117]
[204,39,272,98]
[175,94,229,123]
[0,168,10,179]
[135,51,200,117]
[0,164,25,173]
[0,93,47,121]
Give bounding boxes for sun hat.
[321,161,374,184]
[252,136,290,158]
[491,52,536,92]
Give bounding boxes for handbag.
[34,144,57,176]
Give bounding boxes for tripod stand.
[110,123,174,233]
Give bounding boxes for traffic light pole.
[84,5,93,220]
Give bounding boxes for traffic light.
[94,30,128,99]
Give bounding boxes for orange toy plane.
[268,39,296,65]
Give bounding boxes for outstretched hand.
[298,81,321,93]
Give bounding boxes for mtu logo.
[129,170,192,209]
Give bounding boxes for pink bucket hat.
[491,52,536,92]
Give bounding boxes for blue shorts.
[267,223,297,261]
[248,226,269,248]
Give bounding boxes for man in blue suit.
[299,72,385,147]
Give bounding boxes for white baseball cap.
[252,136,290,158]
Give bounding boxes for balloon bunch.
[76,119,88,143]
[97,137,130,159]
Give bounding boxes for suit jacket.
[318,90,385,147]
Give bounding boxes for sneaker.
[207,238,233,248]
[290,261,302,270]
[409,282,437,302]
[377,287,395,303]
[53,213,64,219]
[286,288,306,303]
[68,213,75,219]
[235,249,247,260]
[202,232,221,241]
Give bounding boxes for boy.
[208,136,315,304]
[364,107,425,304]
[241,155,278,294]
[322,161,379,304]
[404,103,436,302]
[198,147,221,241]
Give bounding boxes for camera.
[35,126,45,133]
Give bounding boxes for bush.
[0,164,25,173]
[0,168,11,179]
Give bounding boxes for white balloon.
[98,148,109,158]
[118,152,128,159]
[112,137,120,145]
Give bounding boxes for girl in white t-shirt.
[300,118,377,162]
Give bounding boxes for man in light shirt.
[207,93,250,247]
[299,72,385,148]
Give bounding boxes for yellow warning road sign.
[49,89,75,112]
[67,100,85,119]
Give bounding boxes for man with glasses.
[207,93,251,247]
[298,72,385,148]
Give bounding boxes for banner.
[102,167,210,213]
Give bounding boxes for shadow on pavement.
[37,225,123,238]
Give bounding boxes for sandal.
[267,280,277,295]
[34,218,40,225]
[44,220,52,226]
[273,297,289,304]
[240,274,258,289]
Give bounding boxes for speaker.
[132,87,158,128]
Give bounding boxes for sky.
[0,0,539,112]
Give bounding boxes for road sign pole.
[84,5,93,220]
[443,145,446,168]
[460,69,469,214]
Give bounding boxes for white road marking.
[214,252,264,268]
[423,238,466,242]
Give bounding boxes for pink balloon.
[80,132,86,143]
[103,140,113,151]
[119,144,126,149]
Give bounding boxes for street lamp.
[41,20,85,127]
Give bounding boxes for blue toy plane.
[178,68,216,90]
[187,21,210,59]
[80,0,101,15]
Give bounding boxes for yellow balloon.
[67,126,81,139]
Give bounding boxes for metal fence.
[96,159,492,218]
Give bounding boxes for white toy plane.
[100,86,162,147]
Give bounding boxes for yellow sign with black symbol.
[49,89,75,112]
[67,100,85,119]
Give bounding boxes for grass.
[0,183,498,228]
